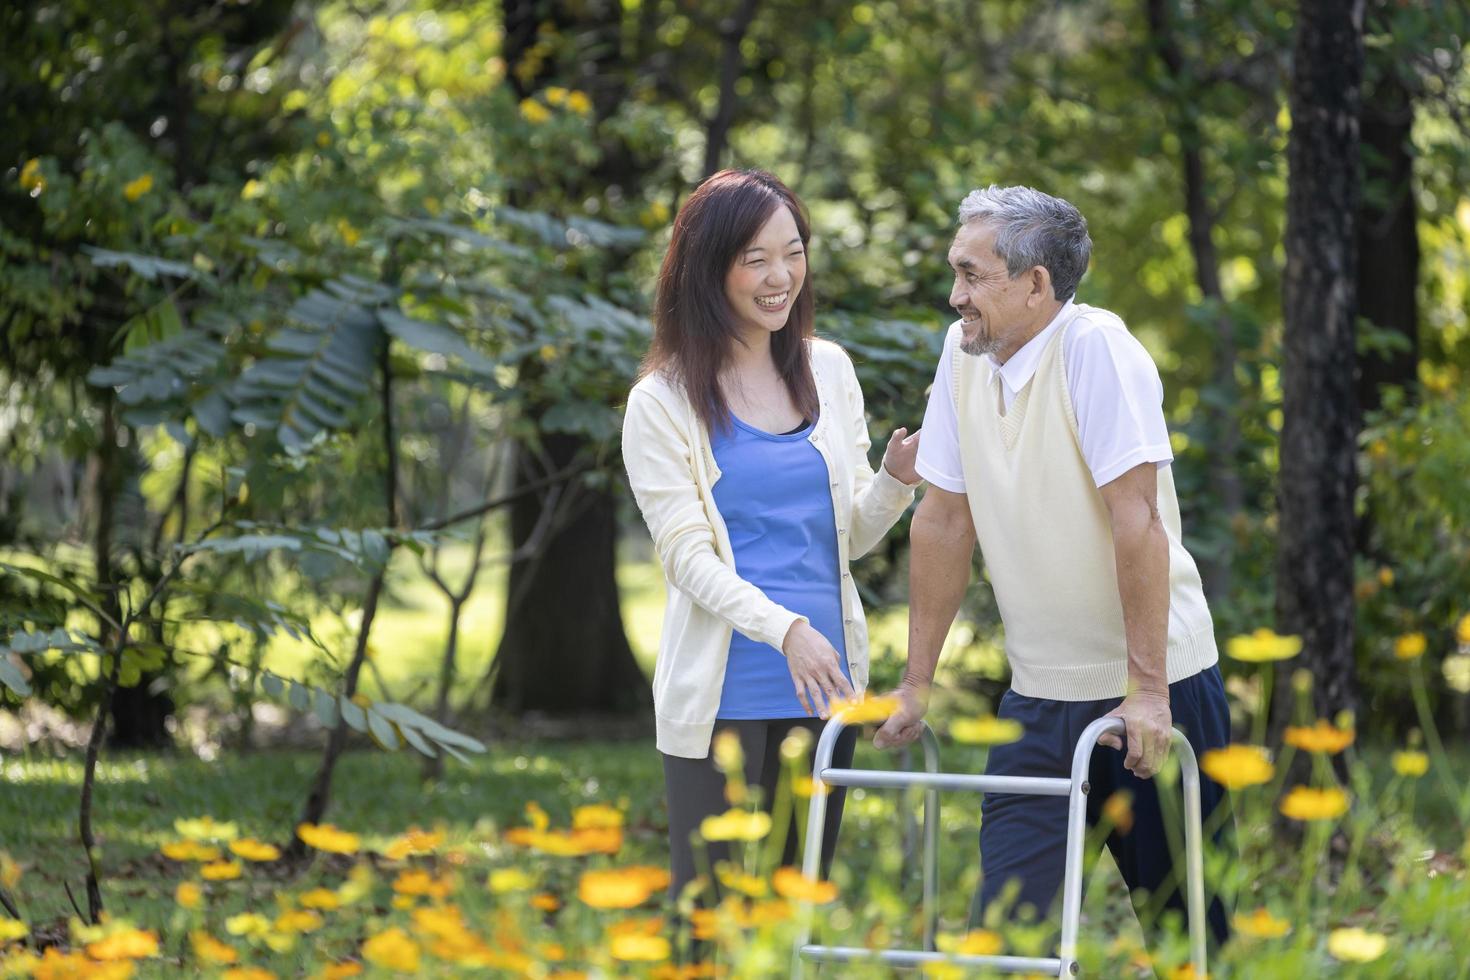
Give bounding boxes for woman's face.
[724,205,805,341]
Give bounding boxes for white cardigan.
[621,338,916,758]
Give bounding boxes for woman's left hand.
[882,427,922,485]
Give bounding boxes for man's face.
[947,222,1034,359]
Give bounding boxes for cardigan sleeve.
[621,387,806,651]
[833,349,917,559]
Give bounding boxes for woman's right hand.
[782,620,855,719]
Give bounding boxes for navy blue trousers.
[973,665,1234,949]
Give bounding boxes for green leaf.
[82,246,197,282]
[379,309,496,376]
[0,657,32,697]
[339,696,368,733]
[261,672,285,698]
[0,563,104,605]
[288,680,312,712]
[314,689,339,728]
[366,707,400,750]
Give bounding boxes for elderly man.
[874,185,1232,947]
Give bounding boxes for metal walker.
[790,715,1208,977]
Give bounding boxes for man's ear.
[1027,265,1054,307]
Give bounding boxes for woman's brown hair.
[642,169,818,434]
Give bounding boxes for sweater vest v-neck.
[953,320,1217,701]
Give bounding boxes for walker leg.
[1174,732,1209,978]
[921,726,941,951]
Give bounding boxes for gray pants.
[662,717,857,906]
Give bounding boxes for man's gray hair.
[957,185,1092,302]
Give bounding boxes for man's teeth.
[755,292,789,309]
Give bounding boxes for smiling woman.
[621,169,922,956]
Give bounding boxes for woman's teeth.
[755,292,789,309]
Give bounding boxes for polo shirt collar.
[985,299,1078,395]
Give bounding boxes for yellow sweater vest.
[952,319,1217,700]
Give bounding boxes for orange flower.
[299,888,343,911]
[1102,791,1134,835]
[531,892,561,912]
[316,963,364,980]
[578,867,668,909]
[175,881,203,909]
[771,867,838,904]
[190,931,239,965]
[392,869,454,899]
[571,804,624,830]
[87,928,160,961]
[161,840,222,863]
[1283,720,1354,755]
[382,826,445,860]
[609,933,671,962]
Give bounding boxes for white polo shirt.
[916,300,1175,491]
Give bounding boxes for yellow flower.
[772,866,838,904]
[519,99,552,124]
[299,887,343,911]
[699,809,771,842]
[175,881,203,909]
[382,826,444,860]
[1279,786,1350,821]
[362,927,421,973]
[274,909,323,934]
[578,867,669,909]
[241,179,266,200]
[610,933,671,962]
[711,729,744,773]
[316,963,364,979]
[161,840,222,862]
[1444,654,1470,694]
[87,927,160,960]
[337,864,374,904]
[225,913,272,938]
[830,693,901,724]
[176,816,239,841]
[1232,907,1291,939]
[489,868,534,893]
[201,860,243,881]
[222,969,277,980]
[296,823,360,855]
[1225,628,1302,663]
[1327,927,1388,962]
[572,803,624,830]
[950,714,1024,746]
[1200,745,1274,789]
[1456,613,1470,648]
[1377,567,1395,587]
[19,158,44,193]
[531,892,561,912]
[0,852,20,889]
[934,929,1003,956]
[0,919,29,943]
[566,90,592,116]
[1392,750,1429,778]
[229,839,280,862]
[1282,720,1355,755]
[544,86,569,106]
[123,174,154,201]
[336,219,361,247]
[716,863,768,898]
[1394,632,1427,660]
[190,931,239,965]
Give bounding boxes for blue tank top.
[710,413,850,719]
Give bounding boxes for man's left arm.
[1097,462,1172,779]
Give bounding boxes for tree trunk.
[1273,0,1365,732]
[1355,56,1419,416]
[492,434,650,715]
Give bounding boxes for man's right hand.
[872,684,929,749]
